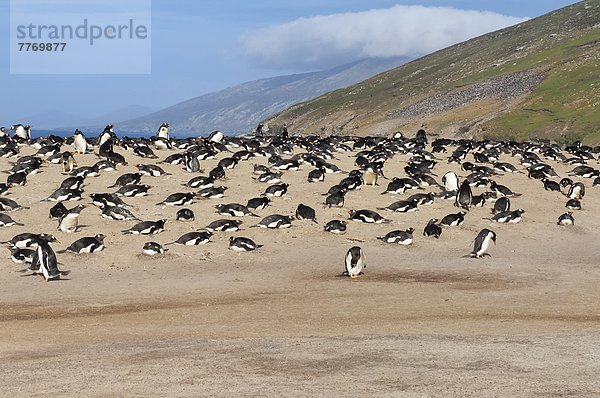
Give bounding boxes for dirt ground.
[1,137,599,397]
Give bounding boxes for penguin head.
[95,234,106,241]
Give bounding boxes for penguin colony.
[0,123,598,281]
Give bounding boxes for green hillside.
[265,1,600,144]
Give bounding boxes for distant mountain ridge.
[265,1,600,144]
[115,57,409,135]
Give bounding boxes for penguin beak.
[492,237,497,245]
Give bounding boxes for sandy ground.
[1,136,599,397]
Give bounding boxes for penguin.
[542,179,561,192]
[263,183,289,197]
[62,151,76,173]
[59,176,85,190]
[205,219,242,232]
[252,214,293,229]
[255,172,282,184]
[378,198,419,213]
[157,192,196,206]
[185,175,215,190]
[108,172,143,188]
[11,124,31,141]
[567,182,585,200]
[198,186,227,199]
[324,192,345,208]
[176,208,195,222]
[295,203,318,223]
[229,237,262,252]
[381,177,420,194]
[343,246,366,278]
[142,241,168,256]
[423,219,442,238]
[166,231,212,246]
[30,240,70,281]
[58,204,88,233]
[246,196,271,211]
[60,234,105,254]
[468,229,497,258]
[90,193,128,208]
[6,172,27,187]
[115,184,150,197]
[8,247,35,264]
[489,209,525,223]
[565,198,582,210]
[184,152,201,173]
[307,168,325,183]
[157,122,170,139]
[0,213,24,227]
[208,130,224,143]
[324,220,347,234]
[218,157,238,170]
[0,197,29,211]
[442,171,459,192]
[440,211,466,227]
[134,145,158,159]
[455,180,473,210]
[253,164,271,175]
[349,209,390,224]
[489,181,521,197]
[123,219,166,235]
[362,166,379,186]
[73,129,87,154]
[406,192,435,206]
[101,206,139,221]
[492,197,511,214]
[377,228,414,245]
[3,232,58,249]
[49,202,68,220]
[137,164,169,177]
[216,203,257,217]
[557,212,574,225]
[45,188,83,202]
[209,166,226,180]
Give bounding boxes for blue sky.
[0,0,578,127]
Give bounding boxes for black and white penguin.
[307,168,325,183]
[46,188,83,202]
[108,172,143,188]
[377,228,414,245]
[166,231,212,246]
[440,211,466,227]
[205,219,242,232]
[73,129,87,154]
[362,166,379,187]
[256,171,282,184]
[198,186,227,199]
[157,192,196,206]
[492,196,511,214]
[246,196,271,211]
[208,130,224,143]
[176,208,195,222]
[263,183,289,197]
[349,209,390,224]
[489,209,525,223]
[378,198,418,213]
[0,213,24,227]
[11,124,31,141]
[90,193,128,208]
[101,206,139,221]
[59,176,85,190]
[32,240,69,281]
[184,151,201,173]
[567,182,585,200]
[3,232,58,249]
[8,247,35,264]
[455,180,473,210]
[123,219,166,235]
[142,241,168,256]
[565,198,582,210]
[157,122,170,139]
[209,165,226,180]
[324,192,345,208]
[382,177,420,195]
[557,212,574,226]
[216,203,257,217]
[7,171,27,187]
[442,171,459,192]
[542,179,561,192]
[324,220,347,234]
[137,163,169,177]
[252,214,293,229]
[62,151,76,173]
[0,197,29,211]
[423,219,442,238]
[58,204,88,233]
[343,246,366,278]
[186,175,215,189]
[295,203,318,223]
[60,234,105,254]
[489,181,521,197]
[468,229,497,258]
[229,236,262,252]
[115,184,150,197]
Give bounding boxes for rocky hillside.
[115,57,408,135]
[265,1,600,144]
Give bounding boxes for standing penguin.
[343,246,366,278]
[35,240,70,281]
[455,180,473,210]
[62,151,76,173]
[58,204,88,233]
[73,129,87,154]
[184,152,200,173]
[362,166,379,187]
[157,122,170,139]
[468,229,497,258]
[442,171,459,192]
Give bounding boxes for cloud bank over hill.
[243,5,527,69]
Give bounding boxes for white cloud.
[242,5,528,69]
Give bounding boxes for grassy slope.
[266,1,600,143]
